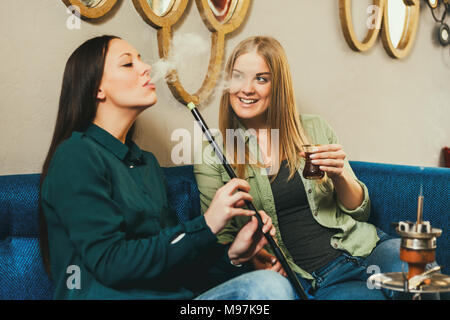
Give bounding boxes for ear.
[97,87,106,100]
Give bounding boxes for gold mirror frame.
[133,0,251,105]
[339,0,386,52]
[381,0,420,59]
[62,0,119,19]
[339,0,421,59]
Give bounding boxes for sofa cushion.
[0,174,53,299]
[0,174,41,239]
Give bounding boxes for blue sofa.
[1,162,449,300]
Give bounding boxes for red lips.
[143,79,155,89]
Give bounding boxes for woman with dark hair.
[39,35,296,300]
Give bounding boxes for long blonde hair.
[219,36,310,180]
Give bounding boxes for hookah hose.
[186,102,308,300]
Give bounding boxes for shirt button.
[129,165,134,169]
[333,243,338,248]
[308,189,312,194]
[314,210,318,216]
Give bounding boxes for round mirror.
[439,23,450,46]
[207,0,237,23]
[80,0,107,7]
[386,0,407,48]
[147,0,175,17]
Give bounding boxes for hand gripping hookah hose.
[186,102,308,300]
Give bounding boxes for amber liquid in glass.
[303,152,325,179]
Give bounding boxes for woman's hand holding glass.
[302,144,347,180]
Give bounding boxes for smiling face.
[97,39,157,109]
[229,50,272,128]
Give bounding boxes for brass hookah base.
[398,221,438,282]
[368,221,450,298]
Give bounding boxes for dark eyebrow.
[119,52,141,59]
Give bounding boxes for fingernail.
[312,147,319,152]
[311,159,318,164]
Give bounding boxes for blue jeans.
[294,229,440,300]
[195,270,296,300]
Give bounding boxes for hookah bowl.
[367,195,450,297]
[396,220,442,281]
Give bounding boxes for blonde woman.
[194,36,406,300]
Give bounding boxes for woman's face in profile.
[98,39,157,109]
[229,50,272,126]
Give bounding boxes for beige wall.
[1,0,449,175]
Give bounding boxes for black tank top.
[270,160,341,273]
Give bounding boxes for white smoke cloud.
[150,33,210,84]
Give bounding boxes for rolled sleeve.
[336,177,371,222]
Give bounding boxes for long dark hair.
[38,35,135,277]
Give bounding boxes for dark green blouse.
[40,123,230,299]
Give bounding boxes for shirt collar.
[84,123,143,163]
[236,119,255,144]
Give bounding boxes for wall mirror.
[385,0,407,48]
[62,0,118,19]
[381,0,420,58]
[207,0,238,23]
[147,0,176,17]
[339,0,385,52]
[133,0,251,106]
[339,0,420,59]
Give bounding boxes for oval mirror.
[351,0,378,43]
[147,0,175,17]
[207,0,237,23]
[338,0,385,52]
[381,0,420,58]
[386,0,407,48]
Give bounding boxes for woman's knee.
[244,270,295,300]
[366,238,404,273]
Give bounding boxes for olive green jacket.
[193,114,379,280]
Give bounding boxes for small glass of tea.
[302,145,325,180]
